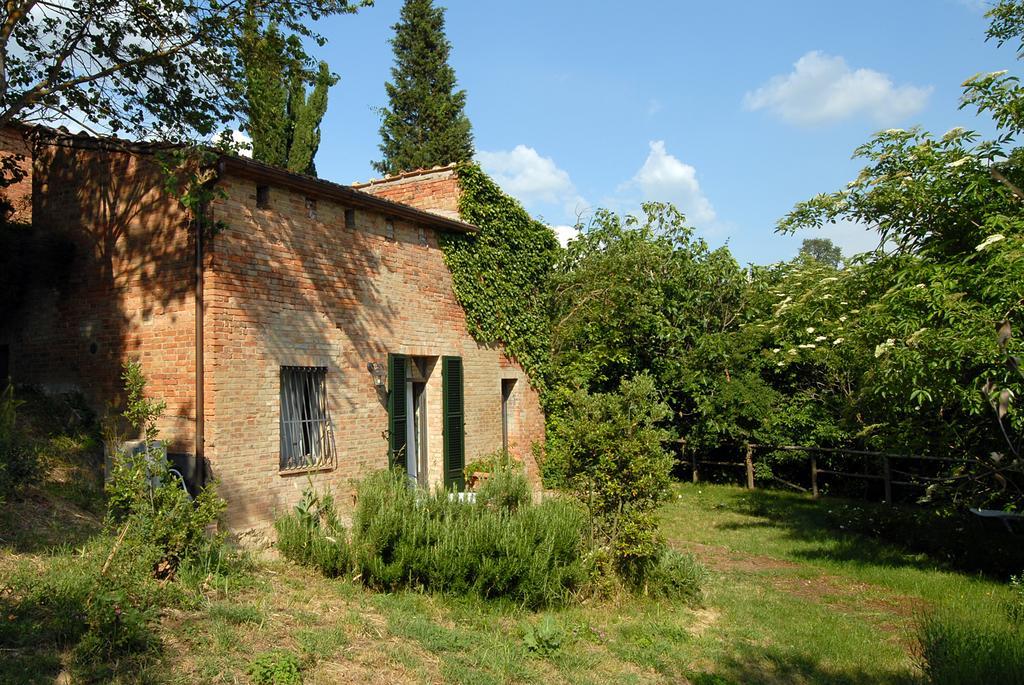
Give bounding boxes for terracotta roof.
[351,163,459,188]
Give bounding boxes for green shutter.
[442,356,465,490]
[388,353,408,469]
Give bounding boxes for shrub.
[274,487,351,578]
[352,469,590,607]
[546,374,674,571]
[248,649,303,685]
[0,383,41,501]
[277,469,591,607]
[639,549,706,602]
[104,361,225,573]
[917,607,1024,685]
[475,461,530,512]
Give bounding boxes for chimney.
[352,164,461,220]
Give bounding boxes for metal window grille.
[279,366,334,471]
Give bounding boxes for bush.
[351,469,590,607]
[475,460,530,512]
[639,549,706,601]
[917,607,1024,685]
[0,383,41,501]
[106,446,225,570]
[104,361,225,573]
[546,374,674,570]
[277,470,591,608]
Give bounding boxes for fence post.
[882,456,892,504]
[810,454,819,499]
[691,452,699,484]
[745,443,755,490]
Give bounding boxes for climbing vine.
[441,163,561,392]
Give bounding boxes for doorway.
[501,378,516,453]
[405,357,430,484]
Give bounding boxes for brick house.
[0,127,546,529]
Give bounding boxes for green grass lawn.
[2,481,1016,684]
[657,484,1015,684]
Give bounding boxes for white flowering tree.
[771,1,1024,507]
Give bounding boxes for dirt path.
[680,541,924,646]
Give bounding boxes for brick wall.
[206,173,546,528]
[0,137,198,452]
[2,138,546,530]
[0,126,34,224]
[352,165,461,219]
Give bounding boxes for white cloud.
[476,144,589,232]
[955,0,988,11]
[744,51,932,126]
[228,129,253,157]
[623,140,716,225]
[808,219,884,257]
[552,224,579,247]
[476,145,576,205]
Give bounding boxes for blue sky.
[310,0,1011,264]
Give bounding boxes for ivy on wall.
[440,163,561,392]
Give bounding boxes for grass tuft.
[917,607,1024,685]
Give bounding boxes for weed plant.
[0,364,243,683]
[1006,573,1024,624]
[522,614,566,656]
[248,649,303,685]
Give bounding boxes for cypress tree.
[373,0,474,176]
[240,3,338,176]
[287,62,334,176]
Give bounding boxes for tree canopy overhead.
[373,0,473,175]
[0,0,369,142]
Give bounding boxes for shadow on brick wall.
[4,137,197,452]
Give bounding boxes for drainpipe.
[195,159,224,490]
[195,198,206,489]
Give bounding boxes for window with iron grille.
[279,366,334,471]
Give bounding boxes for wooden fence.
[689,443,969,504]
